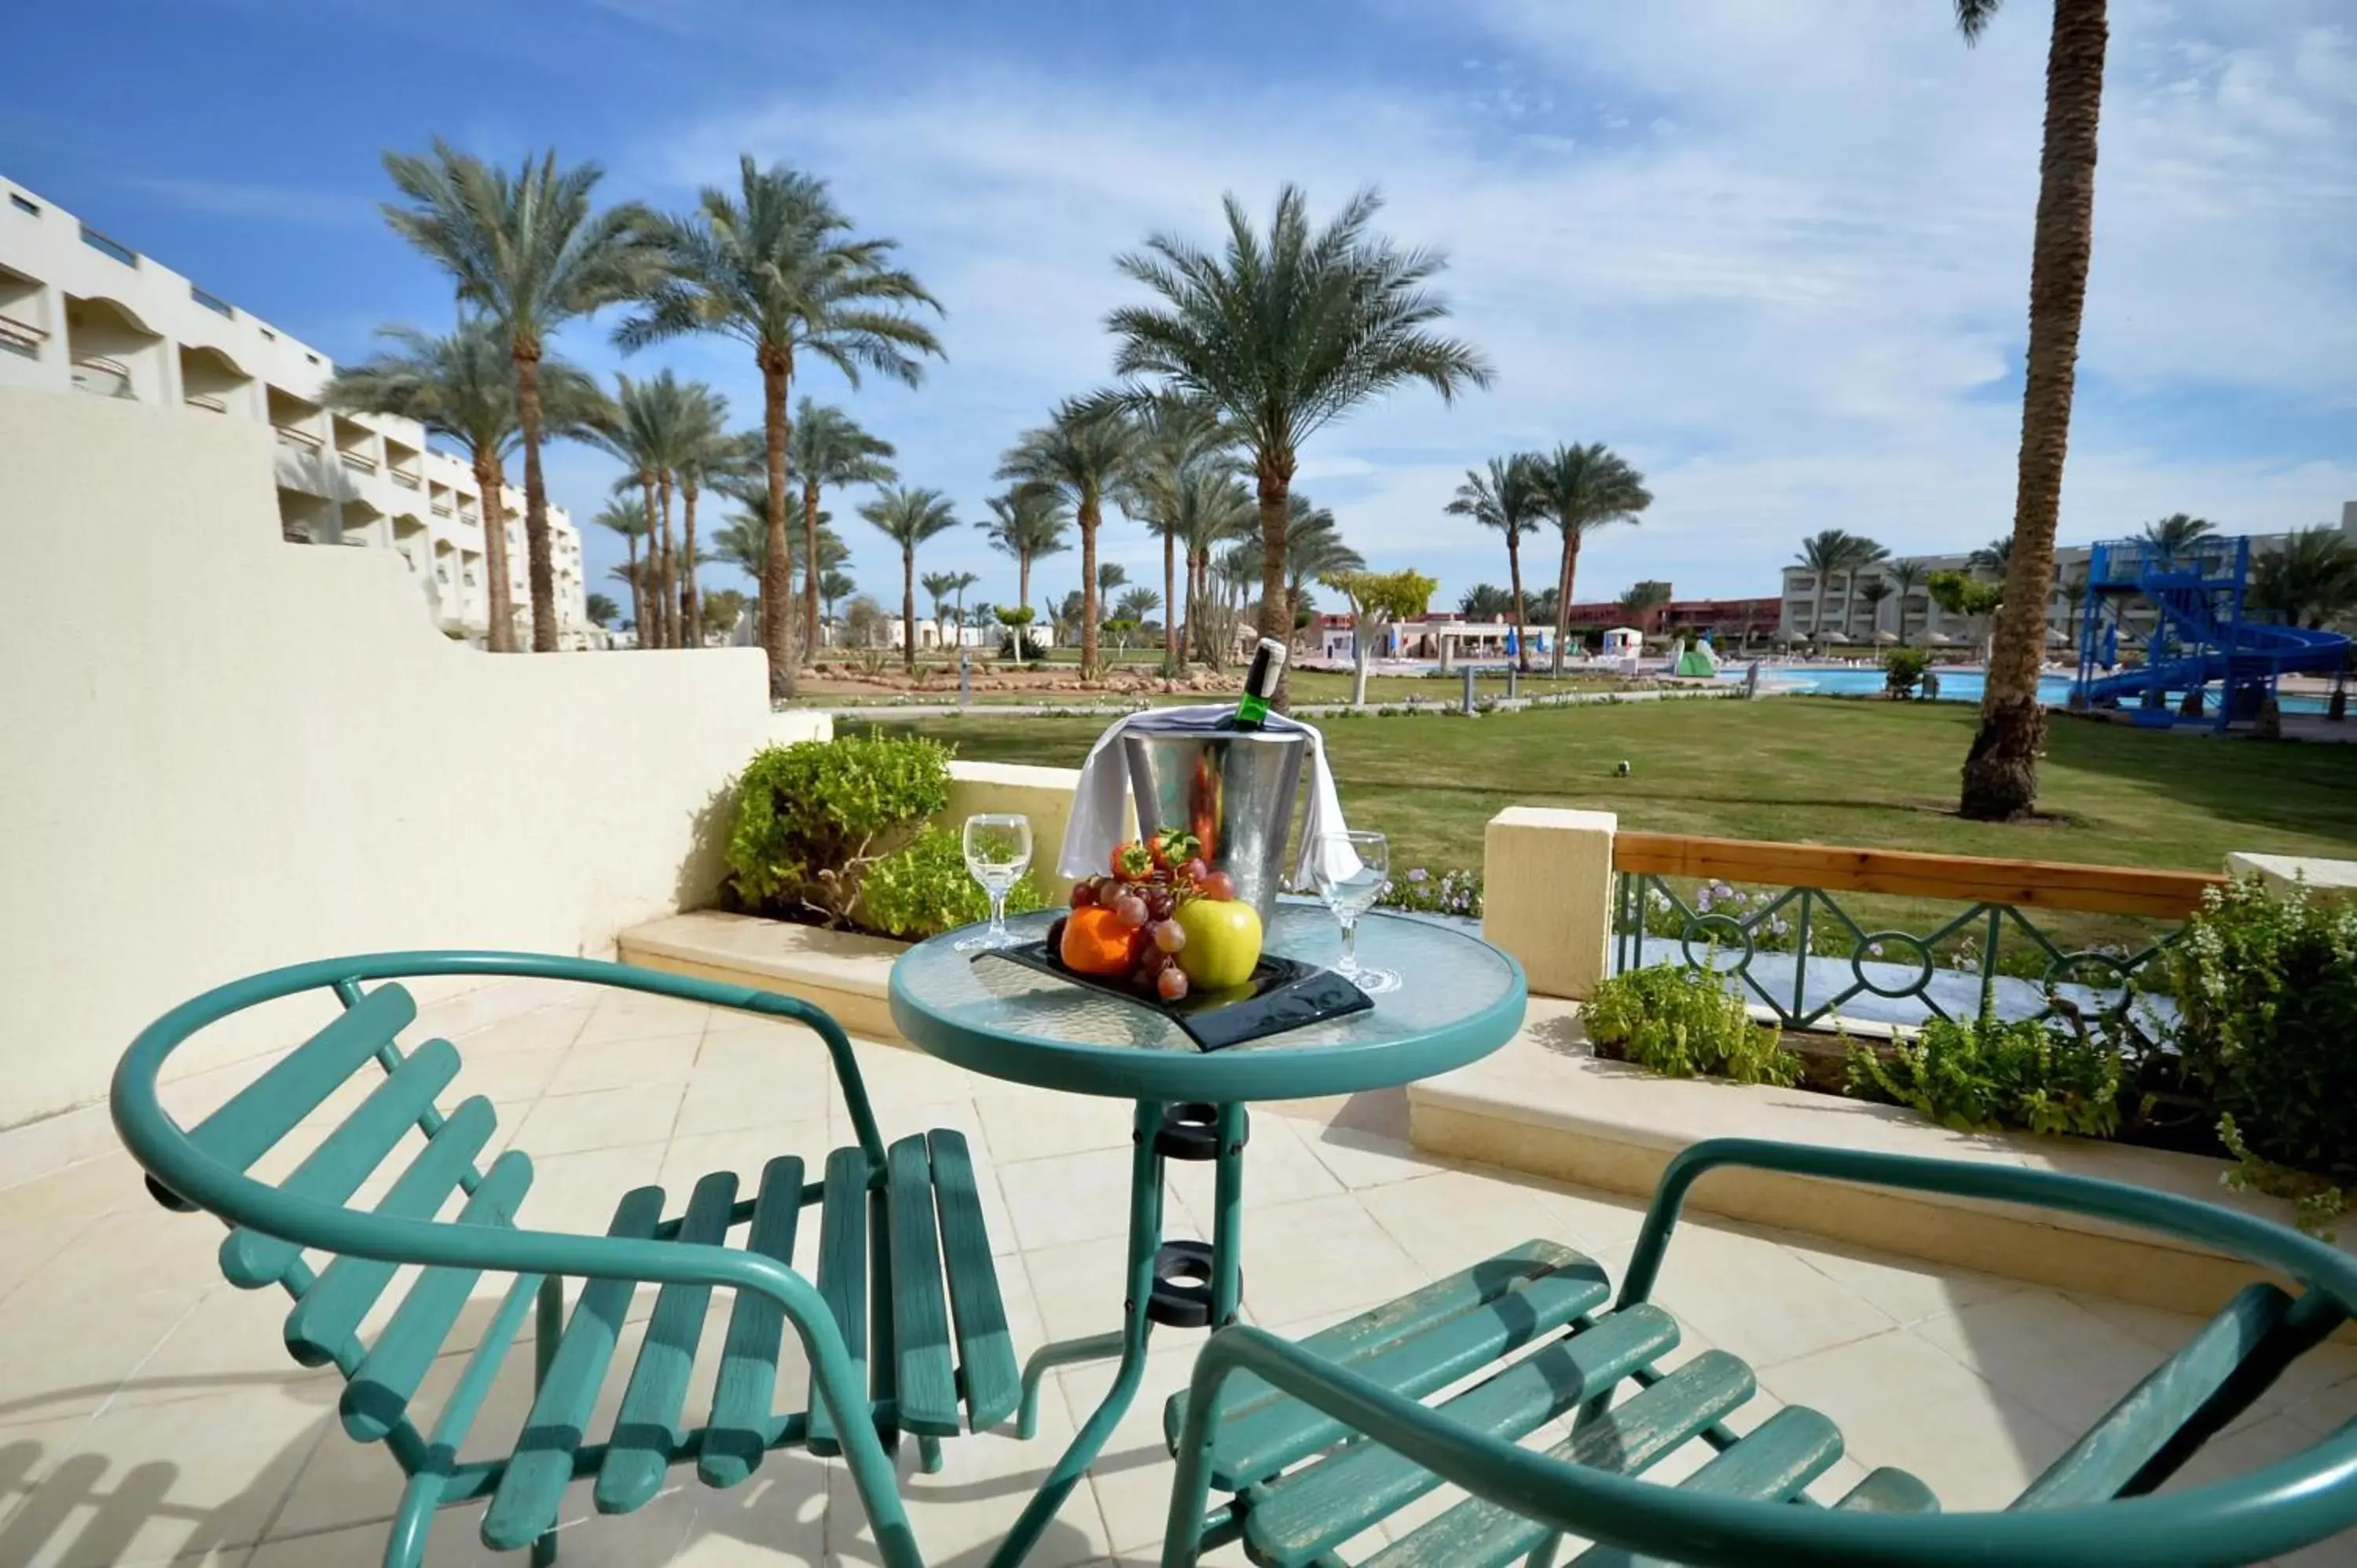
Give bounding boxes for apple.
[1175,897,1263,990]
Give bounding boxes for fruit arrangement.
[1044,828,1263,1003]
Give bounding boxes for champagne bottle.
[1231,638,1287,729]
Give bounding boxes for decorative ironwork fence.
[1611,832,2225,1032]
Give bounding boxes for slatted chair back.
[115,951,944,1568]
[1160,1138,2357,1568]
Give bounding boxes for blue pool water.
[1725,665,2330,715]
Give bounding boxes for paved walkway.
[2,982,2348,1565]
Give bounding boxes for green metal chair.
[1158,1140,2357,1568]
[112,951,1021,1568]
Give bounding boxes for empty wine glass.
[957,813,1033,951]
[1309,830,1399,994]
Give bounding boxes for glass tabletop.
[887,900,1527,1101]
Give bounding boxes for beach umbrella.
[1873,630,1899,645]
[2044,626,2069,647]
[1925,632,1956,646]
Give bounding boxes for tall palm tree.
[1618,580,1673,634]
[977,486,1072,612]
[1446,455,1548,671]
[860,485,959,671]
[1107,185,1490,708]
[999,401,1139,678]
[1170,468,1259,665]
[1954,0,2110,819]
[820,570,856,629]
[921,570,964,649]
[590,501,651,643]
[1794,530,1872,647]
[1858,577,1894,639]
[1460,584,1513,621]
[1097,561,1130,603]
[788,400,897,654]
[379,141,658,650]
[1836,538,1891,639]
[618,156,944,698]
[585,372,697,647]
[667,393,738,647]
[1222,496,1363,629]
[323,318,603,654]
[1885,559,1926,645]
[1530,444,1652,672]
[1116,391,1234,675]
[2141,511,2216,565]
[1967,536,2014,577]
[1116,586,1161,626]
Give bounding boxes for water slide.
[2073,586,2348,707]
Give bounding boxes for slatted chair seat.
[115,953,1018,1568]
[1159,1141,2357,1568]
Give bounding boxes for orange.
[1059,905,1142,978]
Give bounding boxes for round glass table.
[887,902,1528,1566]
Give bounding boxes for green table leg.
[991,1100,1170,1568]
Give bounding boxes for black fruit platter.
[973,940,1373,1050]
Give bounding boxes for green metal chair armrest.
[1615,1138,2357,1319]
[1160,1317,2357,1568]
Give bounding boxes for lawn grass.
[796,668,1615,708]
[875,697,2357,948]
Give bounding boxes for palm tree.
[667,392,738,647]
[1530,444,1652,673]
[1447,455,1548,671]
[2252,529,2357,629]
[999,401,1138,679]
[1460,584,1513,621]
[1222,497,1364,632]
[379,141,658,650]
[584,372,698,647]
[1116,586,1161,627]
[1885,559,1926,645]
[1170,468,1258,665]
[2141,511,2216,566]
[1954,0,2110,819]
[2056,563,2091,646]
[921,570,962,649]
[1967,537,2014,577]
[1106,185,1490,708]
[322,318,604,654]
[788,400,897,653]
[1618,581,1673,635]
[1116,391,1234,675]
[860,485,959,670]
[977,486,1072,613]
[1857,577,1894,640]
[1836,538,1891,639]
[1794,530,1878,647]
[702,588,748,639]
[618,156,944,699]
[585,592,620,630]
[590,500,652,641]
[820,570,856,631]
[944,571,981,649]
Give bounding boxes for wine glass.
[1309,830,1399,994]
[957,813,1033,951]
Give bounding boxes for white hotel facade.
[0,175,588,647]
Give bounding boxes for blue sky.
[9,0,2355,620]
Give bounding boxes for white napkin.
[1057,705,1355,888]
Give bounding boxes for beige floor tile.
[1162,1112,1342,1228]
[972,1087,1135,1168]
[110,1286,321,1412]
[0,1156,145,1230]
[829,1040,988,1114]
[0,1216,97,1310]
[544,1034,706,1099]
[1356,1167,1568,1279]
[5,1383,330,1567]
[1757,1325,2073,1511]
[1056,1339,1207,1552]
[1290,1124,1445,1191]
[510,1142,672,1237]
[1516,1178,1654,1252]
[513,1085,686,1157]
[574,992,716,1050]
[674,1034,837,1139]
[825,1395,1110,1568]
[673,1460,830,1563]
[1233,1193,1428,1330]
[257,1486,706,1566]
[1912,1288,2176,1436]
[0,1286,202,1428]
[1017,1240,1135,1346]
[1790,1243,2025,1328]
[453,1046,570,1112]
[1643,1221,1897,1371]
[456,1002,596,1058]
[998,1148,1161,1254]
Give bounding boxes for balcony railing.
[0,313,45,358]
[79,224,137,266]
[274,425,324,452]
[70,356,134,400]
[390,470,421,490]
[190,285,233,318]
[183,392,227,414]
[339,451,379,474]
[1611,831,2224,1035]
[431,503,454,518]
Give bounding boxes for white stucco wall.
[0,390,826,1130]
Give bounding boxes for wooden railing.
[1613,832,2223,920]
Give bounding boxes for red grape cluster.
[1045,829,1237,1002]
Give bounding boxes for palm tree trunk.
[473,452,515,653]
[801,478,823,660]
[900,549,918,673]
[1255,460,1293,709]
[1507,532,1529,673]
[1811,574,1827,654]
[622,534,643,645]
[1553,531,1581,672]
[1017,552,1032,614]
[1163,529,1178,677]
[637,474,662,648]
[512,347,558,652]
[758,350,797,700]
[680,478,702,647]
[1963,0,2106,820]
[1079,495,1102,680]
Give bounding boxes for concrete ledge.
[618,911,910,1044]
[1411,1000,2357,1326]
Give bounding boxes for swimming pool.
[1722,665,2330,714]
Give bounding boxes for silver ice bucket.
[1122,727,1307,926]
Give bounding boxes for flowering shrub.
[1585,965,1799,1086]
[1375,866,1483,919]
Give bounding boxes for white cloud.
[603,1,2357,614]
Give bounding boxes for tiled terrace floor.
[3,980,2353,1566]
